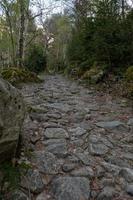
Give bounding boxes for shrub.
[25,44,46,73]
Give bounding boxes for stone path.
[14,75,133,199]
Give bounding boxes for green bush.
[25,44,46,73]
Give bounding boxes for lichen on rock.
[0,77,25,162]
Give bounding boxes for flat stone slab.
[70,166,94,177]
[45,103,71,112]
[96,121,124,129]
[69,127,87,138]
[32,151,60,174]
[44,128,69,139]
[45,141,68,157]
[75,152,93,165]
[119,168,133,182]
[62,163,76,172]
[97,186,116,200]
[43,139,66,146]
[51,177,90,200]
[89,143,109,156]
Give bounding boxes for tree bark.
[1,0,16,66]
[18,0,25,67]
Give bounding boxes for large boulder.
[0,77,25,162]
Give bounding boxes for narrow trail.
[19,75,132,200]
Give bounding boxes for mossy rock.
[0,67,42,85]
[81,67,104,84]
[125,66,133,82]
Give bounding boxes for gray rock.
[119,168,133,182]
[91,190,98,199]
[45,102,71,112]
[43,139,66,146]
[67,155,80,164]
[10,190,29,200]
[89,143,109,156]
[96,166,105,178]
[97,187,116,200]
[30,105,48,113]
[85,114,91,120]
[105,156,130,168]
[101,162,120,175]
[75,152,92,165]
[126,184,133,196]
[70,166,94,177]
[0,78,25,162]
[62,163,76,172]
[89,135,113,148]
[72,112,85,123]
[36,191,51,200]
[51,177,90,200]
[32,151,60,174]
[29,113,47,122]
[100,178,115,187]
[70,139,84,147]
[121,152,133,161]
[21,169,45,194]
[96,121,124,129]
[127,118,133,126]
[45,141,68,157]
[69,127,86,138]
[44,128,69,139]
[47,113,61,119]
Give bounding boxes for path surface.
[17,75,133,199]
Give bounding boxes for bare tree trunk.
[18,0,25,67]
[23,0,30,60]
[1,0,16,66]
[23,17,28,59]
[5,9,16,66]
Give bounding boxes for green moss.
[81,67,104,84]
[125,66,133,82]
[0,67,42,85]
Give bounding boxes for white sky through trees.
[31,0,65,27]
[32,0,64,16]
